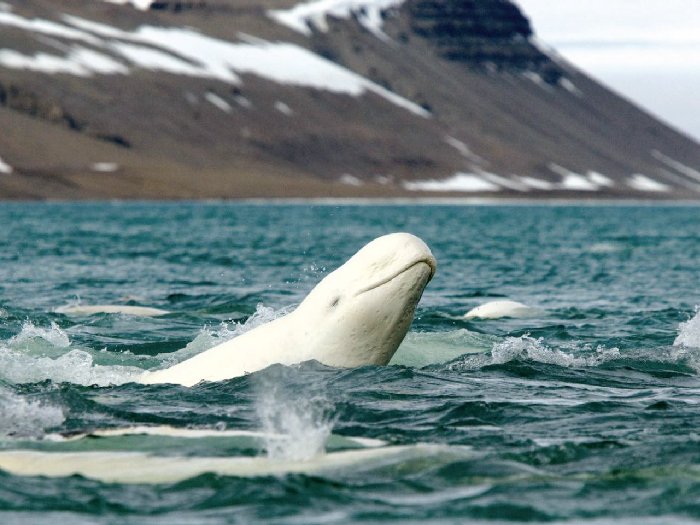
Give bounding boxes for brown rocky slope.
[1,0,699,199]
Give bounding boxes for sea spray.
[8,321,70,353]
[1,321,143,386]
[674,307,700,349]
[448,335,621,371]
[254,367,334,461]
[491,336,621,367]
[0,386,64,438]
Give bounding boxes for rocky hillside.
[1,0,699,199]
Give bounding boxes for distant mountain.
[1,0,700,199]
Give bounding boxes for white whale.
[139,233,436,386]
[464,300,538,320]
[0,444,467,484]
[56,305,169,317]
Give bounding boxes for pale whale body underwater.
[140,232,437,386]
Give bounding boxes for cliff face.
[0,0,699,199]
[406,0,554,74]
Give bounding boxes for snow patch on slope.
[269,0,404,39]
[0,9,428,117]
[0,47,127,76]
[549,164,618,191]
[652,150,700,183]
[627,174,670,192]
[403,173,501,192]
[0,154,13,174]
[100,0,153,10]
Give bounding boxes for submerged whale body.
[140,233,437,386]
[464,300,538,320]
[56,305,170,317]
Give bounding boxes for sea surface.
[1,202,699,524]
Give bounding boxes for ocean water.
[0,202,699,524]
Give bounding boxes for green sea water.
[1,202,699,524]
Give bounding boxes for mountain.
[1,0,700,199]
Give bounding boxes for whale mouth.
[355,257,437,296]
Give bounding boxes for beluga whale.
[139,233,436,386]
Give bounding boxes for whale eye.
[330,297,340,308]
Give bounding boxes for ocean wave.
[443,336,620,372]
[446,334,700,375]
[0,321,144,386]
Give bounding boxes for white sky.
[515,0,700,142]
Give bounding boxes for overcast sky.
[514,0,700,142]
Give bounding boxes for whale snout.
[353,233,436,296]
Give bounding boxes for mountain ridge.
[1,0,700,199]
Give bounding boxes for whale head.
[295,233,437,367]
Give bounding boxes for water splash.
[0,347,144,386]
[8,321,70,351]
[0,386,65,438]
[674,307,700,349]
[449,335,621,371]
[491,336,621,367]
[1,322,143,386]
[254,369,334,461]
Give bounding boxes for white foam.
[675,308,700,349]
[403,172,501,192]
[0,154,13,174]
[0,386,65,438]
[8,321,70,349]
[1,321,143,386]
[0,347,143,386]
[449,336,622,371]
[269,0,405,39]
[626,174,670,192]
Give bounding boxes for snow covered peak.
[269,0,405,39]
